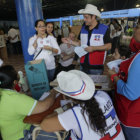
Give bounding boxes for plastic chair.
[32,125,64,140]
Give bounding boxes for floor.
[3,54,113,76]
[4,54,25,74]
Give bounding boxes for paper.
[107,59,123,73]
[37,38,52,54]
[74,45,88,58]
[39,92,60,101]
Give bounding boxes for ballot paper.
[37,38,52,54]
[107,59,123,73]
[74,45,88,58]
[39,92,60,101]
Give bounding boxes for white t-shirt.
[59,43,74,67]
[28,35,61,70]
[8,28,19,43]
[58,91,125,140]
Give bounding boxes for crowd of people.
[0,3,140,140]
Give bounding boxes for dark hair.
[46,22,55,36]
[0,65,18,89]
[35,19,48,36]
[35,19,45,27]
[117,45,131,58]
[75,97,106,134]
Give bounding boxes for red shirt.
[129,37,140,53]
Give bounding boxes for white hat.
[54,70,95,100]
[78,4,101,18]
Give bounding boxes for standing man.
[8,26,19,55]
[64,4,111,74]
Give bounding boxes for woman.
[46,22,54,36]
[108,46,140,140]
[129,25,140,54]
[0,65,57,140]
[28,19,61,82]
[40,70,125,140]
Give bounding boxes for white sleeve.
[50,36,61,55]
[58,109,79,131]
[28,36,36,55]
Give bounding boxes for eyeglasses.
[37,26,46,28]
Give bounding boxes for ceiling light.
[101,8,104,12]
[136,4,140,8]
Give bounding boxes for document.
[74,45,88,58]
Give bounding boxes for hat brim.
[54,70,95,100]
[78,9,101,17]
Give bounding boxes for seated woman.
[108,46,140,140]
[129,25,140,54]
[40,70,125,140]
[0,65,57,140]
[28,19,61,82]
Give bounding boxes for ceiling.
[0,0,139,21]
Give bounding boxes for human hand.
[84,46,94,52]
[43,45,52,51]
[108,68,117,77]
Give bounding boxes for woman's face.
[134,28,140,43]
[113,48,121,60]
[46,23,53,34]
[69,33,75,41]
[35,21,46,35]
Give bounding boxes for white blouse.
[28,35,61,70]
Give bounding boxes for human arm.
[40,108,78,133]
[31,89,57,115]
[84,28,112,52]
[62,37,81,46]
[28,36,38,55]
[108,54,140,100]
[84,43,111,52]
[43,36,61,54]
[116,55,140,100]
[62,52,75,61]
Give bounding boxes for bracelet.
[111,74,118,83]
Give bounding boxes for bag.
[25,59,50,99]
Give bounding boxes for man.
[63,4,111,75]
[8,26,20,55]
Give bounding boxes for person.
[129,25,140,54]
[107,46,131,73]
[108,46,140,140]
[28,19,61,82]
[40,70,125,140]
[110,19,122,54]
[0,65,57,140]
[62,4,112,75]
[56,32,76,74]
[8,26,20,55]
[46,22,55,36]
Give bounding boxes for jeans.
[47,69,55,82]
[36,130,70,140]
[80,66,103,75]
[121,124,140,140]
